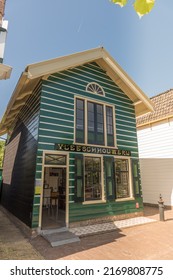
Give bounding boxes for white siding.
[137,119,173,158]
[137,119,173,206]
[140,158,173,206]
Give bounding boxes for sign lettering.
[55,144,131,156]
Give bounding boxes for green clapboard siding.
[69,197,143,223]
[36,62,141,223]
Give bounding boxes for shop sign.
[55,143,131,156]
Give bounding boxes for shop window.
[75,98,115,147]
[85,157,102,201]
[74,155,102,202]
[74,155,133,203]
[115,159,130,199]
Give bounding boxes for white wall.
[137,119,173,158]
[137,119,173,206]
[140,158,173,206]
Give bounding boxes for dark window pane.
[77,99,84,109]
[85,157,102,201]
[76,99,85,143]
[106,106,114,146]
[74,155,84,202]
[87,102,104,145]
[115,159,130,199]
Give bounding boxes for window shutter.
[74,154,84,202]
[131,159,141,197]
[104,156,115,201]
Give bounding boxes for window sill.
[82,200,106,205]
[115,197,135,202]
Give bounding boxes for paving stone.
[69,216,156,236]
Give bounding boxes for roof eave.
[0,47,153,134]
[0,63,12,80]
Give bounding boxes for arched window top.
[86,82,105,96]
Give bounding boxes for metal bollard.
[158,194,165,221]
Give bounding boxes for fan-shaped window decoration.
[86,83,105,96]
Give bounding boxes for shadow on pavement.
[30,229,126,260]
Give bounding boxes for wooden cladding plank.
[69,198,143,222]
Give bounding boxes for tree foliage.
[110,0,155,17]
[0,141,5,167]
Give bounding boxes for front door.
[41,153,67,229]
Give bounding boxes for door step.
[41,228,80,247]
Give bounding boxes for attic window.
[86,82,105,96]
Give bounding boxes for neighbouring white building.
[137,89,173,207]
[0,0,12,79]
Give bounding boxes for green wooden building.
[0,48,153,232]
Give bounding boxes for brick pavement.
[0,209,43,260]
[31,206,173,260]
[1,205,173,260]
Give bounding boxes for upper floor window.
[86,82,105,96]
[87,102,104,145]
[75,97,116,147]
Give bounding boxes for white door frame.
[39,150,69,228]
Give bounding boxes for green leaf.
[133,0,155,17]
[111,0,128,7]
[0,141,5,168]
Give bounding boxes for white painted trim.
[83,200,106,205]
[50,71,132,104]
[0,47,153,136]
[79,154,134,204]
[39,121,73,129]
[41,102,74,112]
[40,108,73,117]
[44,76,135,111]
[41,95,74,106]
[86,82,105,96]
[39,135,73,141]
[74,96,117,148]
[39,150,69,228]
[42,88,74,101]
[39,128,73,135]
[40,115,73,123]
[114,156,134,200]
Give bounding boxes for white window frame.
[114,156,134,201]
[86,82,105,96]
[75,96,117,148]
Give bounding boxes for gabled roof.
[137,89,173,127]
[0,47,153,135]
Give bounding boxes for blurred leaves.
[0,141,5,168]
[111,0,128,7]
[110,0,155,17]
[134,0,155,17]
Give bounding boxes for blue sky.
[0,0,173,119]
